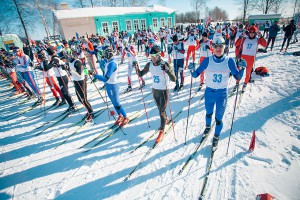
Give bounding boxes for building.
[54,4,176,39]
[248,14,281,30]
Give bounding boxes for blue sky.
[155,0,241,19]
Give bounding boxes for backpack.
[255,66,269,77]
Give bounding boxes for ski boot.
[156,130,164,143]
[242,83,247,93]
[52,97,61,106]
[173,84,179,92]
[126,85,132,92]
[212,135,219,151]
[232,84,238,92]
[34,97,44,106]
[179,84,184,91]
[114,115,124,125]
[119,117,129,127]
[66,106,76,114]
[58,99,66,106]
[198,83,204,91]
[203,125,211,138]
[85,112,94,122]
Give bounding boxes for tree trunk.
[36,0,50,41]
[12,0,30,45]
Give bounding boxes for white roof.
[248,14,281,19]
[54,5,176,20]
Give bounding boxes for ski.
[129,111,182,154]
[53,108,106,146]
[124,117,178,181]
[3,102,40,120]
[189,86,204,101]
[27,104,58,120]
[34,111,72,136]
[236,90,245,108]
[82,111,142,152]
[178,122,215,175]
[199,142,218,200]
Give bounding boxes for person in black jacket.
[280,19,296,52]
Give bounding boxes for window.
[112,21,119,32]
[160,18,165,27]
[126,20,132,31]
[168,17,172,27]
[153,18,158,28]
[141,19,146,30]
[102,22,109,34]
[133,19,139,31]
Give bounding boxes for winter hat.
[172,34,178,42]
[46,46,55,56]
[148,38,155,44]
[212,36,225,44]
[249,27,257,33]
[202,32,208,37]
[149,46,161,55]
[238,24,244,29]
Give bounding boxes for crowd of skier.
[0,18,299,148]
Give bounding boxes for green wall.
[94,12,175,35]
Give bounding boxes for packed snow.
[0,33,300,200]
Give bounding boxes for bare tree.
[208,7,228,21]
[190,0,206,23]
[128,0,148,6]
[235,0,252,23]
[252,0,283,14]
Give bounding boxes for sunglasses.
[249,32,255,34]
[212,43,224,48]
[150,53,159,58]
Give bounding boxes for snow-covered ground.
[0,33,299,200]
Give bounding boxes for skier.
[36,50,65,106]
[65,54,94,122]
[263,21,270,38]
[14,47,44,105]
[121,39,145,92]
[195,32,213,90]
[280,19,296,52]
[265,21,280,51]
[170,34,185,91]
[235,27,267,92]
[189,36,245,149]
[184,29,199,68]
[6,53,24,95]
[46,47,75,112]
[158,27,166,52]
[93,46,129,127]
[135,46,176,143]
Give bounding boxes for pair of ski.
[3,100,42,120]
[79,111,143,152]
[54,108,107,148]
[123,111,182,181]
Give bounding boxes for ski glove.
[205,45,210,50]
[174,46,178,51]
[188,62,196,74]
[238,59,247,69]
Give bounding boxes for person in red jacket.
[235,27,267,92]
[195,32,213,89]
[184,29,199,68]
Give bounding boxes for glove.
[125,47,129,51]
[145,46,149,51]
[179,50,185,54]
[174,46,178,51]
[161,62,165,71]
[238,59,247,69]
[88,69,95,76]
[205,45,210,50]
[188,62,195,70]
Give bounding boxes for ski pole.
[87,72,126,135]
[226,79,240,155]
[184,63,193,145]
[134,62,150,128]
